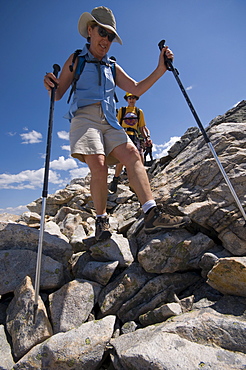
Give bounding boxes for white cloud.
[7,132,16,137]
[50,156,78,171]
[57,131,69,140]
[20,130,42,144]
[61,145,70,151]
[0,154,80,191]
[0,205,29,215]
[69,167,90,179]
[152,136,180,158]
[0,136,180,210]
[0,168,63,190]
[186,85,193,91]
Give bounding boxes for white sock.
[96,213,107,218]
[142,200,156,214]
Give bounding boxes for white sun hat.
[78,6,122,45]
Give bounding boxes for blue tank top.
[64,44,121,130]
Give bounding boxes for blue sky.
[1,0,245,215]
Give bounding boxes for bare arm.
[140,126,153,146]
[115,46,172,97]
[140,125,150,139]
[43,54,78,101]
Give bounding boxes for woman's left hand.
[158,46,174,72]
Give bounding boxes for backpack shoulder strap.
[120,107,126,125]
[69,49,82,72]
[75,55,86,80]
[67,51,86,104]
[109,57,118,103]
[109,62,116,82]
[135,107,140,121]
[109,56,116,81]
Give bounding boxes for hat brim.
[78,12,122,45]
[124,95,139,100]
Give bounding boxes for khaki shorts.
[70,104,131,165]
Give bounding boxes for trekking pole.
[158,40,246,223]
[33,64,61,323]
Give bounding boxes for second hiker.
[109,92,152,192]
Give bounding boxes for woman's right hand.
[43,54,76,101]
[44,72,59,92]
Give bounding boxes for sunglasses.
[128,96,137,100]
[97,25,115,42]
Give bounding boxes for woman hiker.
[44,6,189,241]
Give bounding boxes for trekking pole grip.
[51,64,61,88]
[158,40,173,71]
[53,64,61,78]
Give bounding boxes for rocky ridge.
[0,101,246,369]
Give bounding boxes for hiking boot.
[144,206,190,234]
[109,176,119,193]
[95,216,112,241]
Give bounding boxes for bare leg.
[84,154,108,215]
[111,143,153,205]
[111,143,190,232]
[114,163,124,177]
[140,148,144,164]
